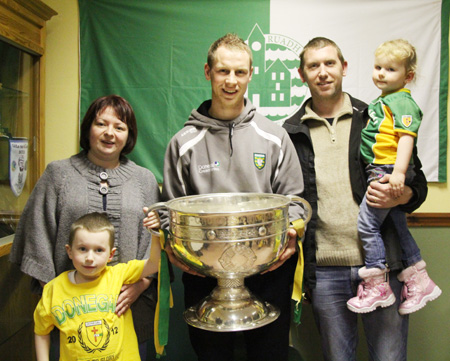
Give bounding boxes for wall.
[43,0,80,163]
[41,1,449,360]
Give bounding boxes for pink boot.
[347,267,396,313]
[397,260,442,315]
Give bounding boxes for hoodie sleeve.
[272,131,307,222]
[162,135,189,202]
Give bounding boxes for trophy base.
[183,286,280,332]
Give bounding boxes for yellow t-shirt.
[34,260,145,361]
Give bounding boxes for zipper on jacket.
[330,127,336,143]
[229,122,235,157]
[325,118,337,143]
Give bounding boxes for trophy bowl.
[148,193,311,332]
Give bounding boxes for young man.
[162,33,305,361]
[34,212,161,361]
[282,37,427,361]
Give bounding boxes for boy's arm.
[115,227,162,317]
[140,233,162,278]
[390,133,414,198]
[35,333,50,361]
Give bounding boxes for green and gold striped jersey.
[361,88,422,165]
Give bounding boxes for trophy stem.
[212,277,250,301]
[184,276,280,332]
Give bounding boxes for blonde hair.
[375,39,417,74]
[207,33,253,69]
[69,212,115,249]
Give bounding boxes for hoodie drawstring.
[228,122,235,157]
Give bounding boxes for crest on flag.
[246,24,308,125]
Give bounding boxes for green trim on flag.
[439,0,449,182]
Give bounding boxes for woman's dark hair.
[79,95,138,155]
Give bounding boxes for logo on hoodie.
[198,161,220,174]
[254,153,266,170]
[246,24,308,126]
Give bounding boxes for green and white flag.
[80,0,448,182]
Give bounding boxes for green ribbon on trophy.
[154,229,173,357]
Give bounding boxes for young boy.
[347,39,441,314]
[34,212,161,361]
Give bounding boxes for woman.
[10,95,160,359]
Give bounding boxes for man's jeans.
[311,266,409,361]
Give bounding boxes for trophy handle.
[286,195,312,224]
[145,201,168,235]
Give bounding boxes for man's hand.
[262,228,297,273]
[367,174,412,208]
[302,288,313,305]
[165,243,204,277]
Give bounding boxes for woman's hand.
[262,228,297,273]
[115,278,152,317]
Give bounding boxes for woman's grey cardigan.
[10,151,161,343]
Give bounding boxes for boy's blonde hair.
[375,39,417,74]
[69,212,115,249]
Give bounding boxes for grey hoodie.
[162,99,305,221]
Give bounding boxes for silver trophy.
[148,193,311,332]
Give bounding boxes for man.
[283,37,427,361]
[162,33,305,361]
